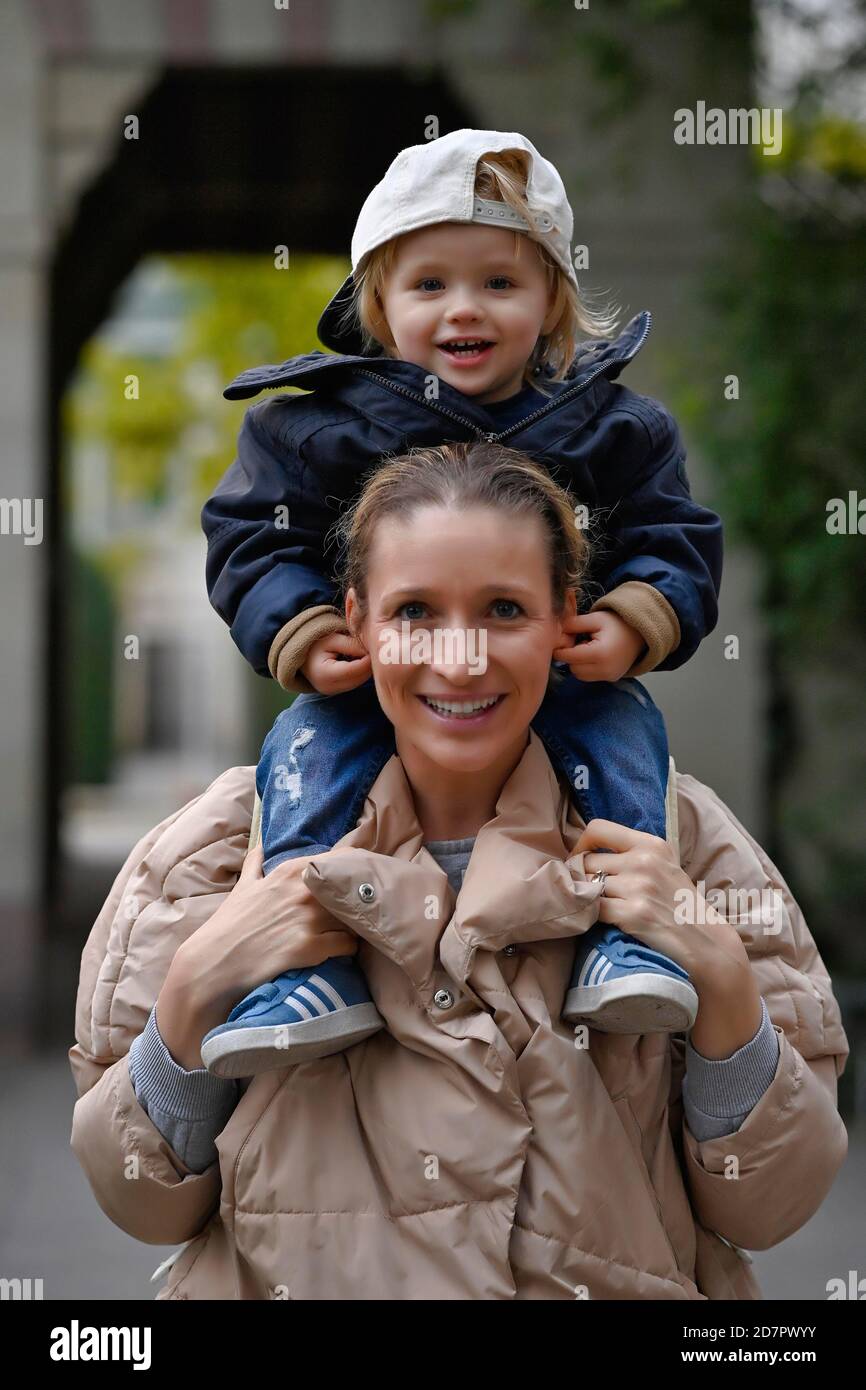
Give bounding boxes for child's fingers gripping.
[561,612,606,636]
[553,636,598,659]
[317,654,372,694]
[332,657,372,690]
[324,632,367,660]
[551,642,605,670]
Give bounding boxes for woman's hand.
[156,845,357,1070]
[577,819,764,1057]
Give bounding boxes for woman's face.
[346,505,576,777]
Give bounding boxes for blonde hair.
[334,439,591,689]
[336,148,619,392]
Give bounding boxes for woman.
[69,443,848,1300]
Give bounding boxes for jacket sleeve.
[682,995,780,1141]
[69,768,254,1246]
[673,773,849,1251]
[590,399,723,672]
[201,400,341,677]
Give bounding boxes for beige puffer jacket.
[69,733,848,1300]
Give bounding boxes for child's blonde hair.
[336,148,619,393]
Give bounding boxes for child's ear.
[370,292,396,349]
[541,278,561,336]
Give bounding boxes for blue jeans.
[256,671,669,874]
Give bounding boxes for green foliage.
[179,253,348,500]
[65,351,187,508]
[668,107,866,970]
[671,119,866,653]
[62,252,346,781]
[65,252,349,525]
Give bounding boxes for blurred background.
[0,0,864,1298]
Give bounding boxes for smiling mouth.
[419,693,506,721]
[437,339,495,356]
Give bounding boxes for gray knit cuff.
[129,1004,238,1121]
[684,997,779,1121]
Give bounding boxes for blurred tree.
[439,0,866,970]
[65,546,115,785]
[668,2,866,970]
[63,253,347,773]
[65,252,348,528]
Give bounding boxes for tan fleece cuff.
[590,581,681,676]
[267,605,350,693]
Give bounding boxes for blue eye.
[488,276,512,290]
[398,601,427,620]
[492,599,521,618]
[418,278,443,292]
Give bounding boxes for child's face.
[376,223,559,403]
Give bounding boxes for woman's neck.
[395,730,530,841]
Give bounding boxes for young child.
[198,129,723,1079]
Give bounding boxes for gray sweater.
[129,836,780,1174]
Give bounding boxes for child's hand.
[302,632,372,695]
[552,610,646,683]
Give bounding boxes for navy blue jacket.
[203,311,722,678]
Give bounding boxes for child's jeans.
[256,670,669,874]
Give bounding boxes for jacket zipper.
[349,312,652,443]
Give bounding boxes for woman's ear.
[345,588,367,648]
[554,588,578,647]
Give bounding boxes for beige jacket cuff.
[589,581,681,677]
[70,1054,221,1246]
[267,605,350,694]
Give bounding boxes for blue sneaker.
[200,955,384,1078]
[563,924,698,1034]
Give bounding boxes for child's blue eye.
[416,277,512,292]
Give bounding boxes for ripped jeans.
[256,671,669,873]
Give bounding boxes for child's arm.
[202,401,356,693]
[566,401,723,681]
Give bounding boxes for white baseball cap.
[317,128,577,355]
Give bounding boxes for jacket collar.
[301,731,603,991]
[222,311,652,444]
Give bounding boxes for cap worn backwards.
[317,128,577,356]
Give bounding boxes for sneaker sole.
[563,974,698,1034]
[200,1003,385,1078]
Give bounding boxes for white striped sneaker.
[563,923,698,1034]
[200,956,384,1078]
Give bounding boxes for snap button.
[538,211,554,230]
[433,988,454,1010]
[357,883,376,903]
[502,944,518,957]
